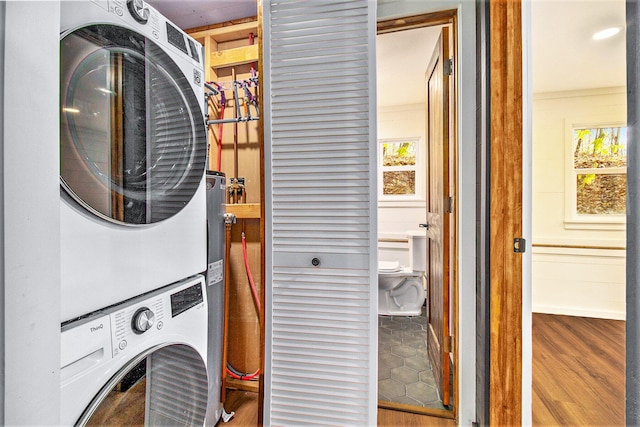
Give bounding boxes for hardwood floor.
[81,313,624,426]
[223,390,259,426]
[225,314,625,427]
[223,390,453,426]
[378,408,454,426]
[532,313,625,426]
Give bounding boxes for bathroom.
[376,22,454,415]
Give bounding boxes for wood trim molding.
[257,1,265,425]
[489,0,523,425]
[377,10,456,34]
[185,16,258,35]
[377,238,408,244]
[532,243,626,251]
[377,400,456,419]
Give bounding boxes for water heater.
[205,170,226,425]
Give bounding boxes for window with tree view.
[380,138,418,197]
[573,126,627,215]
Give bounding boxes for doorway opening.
[376,11,458,419]
[529,0,627,424]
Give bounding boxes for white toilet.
[378,230,427,316]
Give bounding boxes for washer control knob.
[127,0,150,24]
[132,307,155,334]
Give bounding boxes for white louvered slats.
[264,0,377,426]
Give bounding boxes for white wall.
[1,2,61,424]
[532,88,626,319]
[378,1,477,425]
[377,103,426,264]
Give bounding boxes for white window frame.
[564,115,627,231]
[377,137,424,204]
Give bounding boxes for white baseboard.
[532,304,626,321]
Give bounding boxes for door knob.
[419,223,429,230]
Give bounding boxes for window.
[378,137,421,201]
[565,120,627,229]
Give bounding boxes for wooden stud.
[225,203,261,219]
[257,1,266,425]
[226,377,260,393]
[189,21,259,43]
[210,45,259,69]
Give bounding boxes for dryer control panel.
[104,0,202,64]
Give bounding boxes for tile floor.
[378,309,448,410]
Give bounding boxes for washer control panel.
[111,294,165,357]
[108,277,204,358]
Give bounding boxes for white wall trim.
[378,102,426,112]
[564,218,626,231]
[562,113,627,229]
[532,245,626,258]
[533,85,626,100]
[378,200,426,208]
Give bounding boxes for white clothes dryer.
[60,0,208,321]
[60,275,209,426]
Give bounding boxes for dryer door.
[60,24,207,225]
[80,344,208,426]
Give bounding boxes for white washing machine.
[60,0,208,321]
[60,275,209,426]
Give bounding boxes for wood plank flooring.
[532,313,625,426]
[82,313,624,426]
[223,390,454,426]
[226,314,625,426]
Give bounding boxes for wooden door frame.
[377,10,459,420]
[486,0,524,425]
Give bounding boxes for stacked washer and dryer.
[58,0,224,425]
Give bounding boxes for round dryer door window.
[60,24,207,225]
[81,344,208,426]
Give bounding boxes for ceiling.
[147,0,627,106]
[376,27,441,107]
[531,0,626,94]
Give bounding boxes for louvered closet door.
[263,1,378,426]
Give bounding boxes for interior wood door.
[425,26,452,407]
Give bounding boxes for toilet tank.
[407,230,427,272]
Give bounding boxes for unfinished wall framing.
[188,18,263,397]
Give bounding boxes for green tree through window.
[380,139,418,196]
[573,126,627,215]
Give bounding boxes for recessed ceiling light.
[592,27,621,41]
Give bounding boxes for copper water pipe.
[232,67,239,183]
[221,214,235,403]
